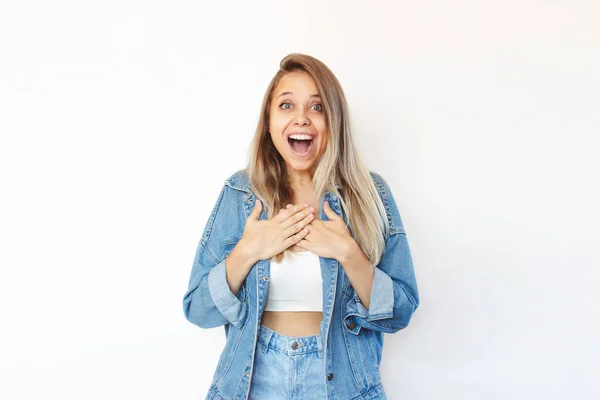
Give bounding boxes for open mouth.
[287,134,314,156]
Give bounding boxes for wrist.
[338,237,360,265]
[231,238,259,269]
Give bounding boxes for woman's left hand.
[296,200,355,261]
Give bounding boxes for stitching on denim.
[342,304,365,391]
[207,387,226,400]
[204,243,219,266]
[200,185,227,247]
[365,312,394,322]
[224,170,252,194]
[349,383,384,400]
[365,329,380,366]
[371,172,394,241]
[215,320,246,388]
[370,321,396,330]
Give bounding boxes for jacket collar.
[224,169,342,195]
[224,170,253,193]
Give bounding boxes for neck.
[287,169,314,191]
[287,168,319,209]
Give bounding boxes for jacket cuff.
[207,259,247,328]
[365,266,394,317]
[343,267,394,334]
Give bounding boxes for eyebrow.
[276,91,321,99]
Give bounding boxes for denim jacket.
[183,170,419,400]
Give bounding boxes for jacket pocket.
[223,236,240,258]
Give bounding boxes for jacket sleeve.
[182,185,249,329]
[343,174,419,334]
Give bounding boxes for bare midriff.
[260,311,323,336]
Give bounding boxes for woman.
[183,53,419,400]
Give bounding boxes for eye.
[311,103,323,112]
[279,102,293,110]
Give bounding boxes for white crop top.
[264,250,323,312]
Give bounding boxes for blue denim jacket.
[183,170,419,400]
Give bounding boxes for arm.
[343,174,419,334]
[182,185,251,329]
[184,187,313,329]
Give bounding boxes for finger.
[278,204,292,215]
[323,201,340,221]
[249,199,262,220]
[283,225,309,247]
[276,203,309,223]
[281,205,315,229]
[283,211,314,237]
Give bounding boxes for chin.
[285,159,317,173]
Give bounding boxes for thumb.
[250,199,262,220]
[323,201,339,220]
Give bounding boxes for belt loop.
[317,332,324,359]
[260,325,274,354]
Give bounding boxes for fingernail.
[308,207,314,212]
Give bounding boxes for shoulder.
[209,169,253,210]
[224,169,252,194]
[368,170,394,206]
[368,171,406,236]
[369,171,388,196]
[199,170,250,247]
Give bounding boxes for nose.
[293,111,310,127]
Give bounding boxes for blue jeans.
[248,324,326,399]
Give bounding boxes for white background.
[1,1,599,399]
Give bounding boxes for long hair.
[247,53,389,264]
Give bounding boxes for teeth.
[289,134,313,140]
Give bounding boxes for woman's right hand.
[239,200,314,263]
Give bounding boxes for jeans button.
[327,373,334,381]
[291,341,299,350]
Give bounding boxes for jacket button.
[347,321,357,330]
[262,276,269,281]
[327,373,334,381]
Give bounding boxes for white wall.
[1,1,598,399]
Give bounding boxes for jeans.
[248,324,327,399]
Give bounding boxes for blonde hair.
[247,53,389,264]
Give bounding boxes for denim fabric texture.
[183,170,419,400]
[248,324,325,399]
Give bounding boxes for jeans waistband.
[258,324,323,356]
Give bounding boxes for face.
[269,71,329,176]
